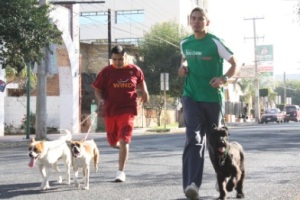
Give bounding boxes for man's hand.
[178,66,188,77]
[96,99,104,113]
[141,91,149,104]
[209,77,226,89]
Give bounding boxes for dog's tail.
[92,140,100,172]
[59,129,72,141]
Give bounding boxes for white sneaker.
[184,182,199,199]
[115,170,126,182]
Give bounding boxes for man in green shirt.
[178,7,238,199]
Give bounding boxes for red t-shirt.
[92,64,144,117]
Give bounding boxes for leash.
[80,114,92,125]
[218,147,229,166]
[217,88,226,127]
[81,112,98,141]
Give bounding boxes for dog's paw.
[58,176,63,184]
[75,181,81,188]
[40,182,50,190]
[41,185,50,190]
[226,180,235,192]
[66,179,71,185]
[82,186,89,190]
[236,192,245,199]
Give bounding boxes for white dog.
[28,130,72,190]
[70,139,100,190]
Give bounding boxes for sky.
[208,0,300,75]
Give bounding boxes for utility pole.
[108,9,111,65]
[244,17,264,122]
[35,0,49,140]
[283,71,286,105]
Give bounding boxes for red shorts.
[104,114,135,146]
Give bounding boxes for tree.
[137,21,189,97]
[0,0,62,139]
[136,21,188,127]
[275,79,300,106]
[0,0,61,68]
[0,0,61,84]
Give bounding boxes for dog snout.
[73,147,80,154]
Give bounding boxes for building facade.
[79,0,208,43]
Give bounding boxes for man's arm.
[210,55,238,88]
[223,56,238,79]
[178,57,188,77]
[94,88,104,106]
[137,81,149,103]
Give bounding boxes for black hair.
[111,45,125,55]
[190,7,209,19]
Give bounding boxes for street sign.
[160,73,169,91]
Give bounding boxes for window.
[115,10,144,24]
[115,38,142,45]
[80,11,108,25]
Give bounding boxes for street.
[0,123,300,200]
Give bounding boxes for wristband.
[222,75,228,83]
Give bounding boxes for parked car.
[284,105,300,122]
[260,108,284,124]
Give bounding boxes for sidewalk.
[0,122,257,144]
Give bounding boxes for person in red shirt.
[92,45,149,182]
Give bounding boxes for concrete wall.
[3,96,177,134]
[4,96,60,129]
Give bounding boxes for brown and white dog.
[70,139,100,190]
[28,130,72,190]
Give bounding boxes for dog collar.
[218,148,229,166]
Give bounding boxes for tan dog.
[70,139,100,190]
[28,130,72,190]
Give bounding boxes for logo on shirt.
[113,79,134,88]
[186,49,202,56]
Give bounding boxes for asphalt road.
[0,123,300,200]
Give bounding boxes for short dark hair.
[111,45,125,55]
[190,7,209,19]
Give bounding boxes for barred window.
[115,10,144,24]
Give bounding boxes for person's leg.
[182,96,206,192]
[200,102,221,167]
[115,114,134,182]
[118,139,129,171]
[104,116,119,148]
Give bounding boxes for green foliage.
[0,0,62,72]
[137,21,189,97]
[275,79,300,106]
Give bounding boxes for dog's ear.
[67,141,73,146]
[30,137,35,143]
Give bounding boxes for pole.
[283,71,286,105]
[108,9,111,65]
[164,81,167,129]
[253,18,260,122]
[36,0,49,140]
[244,17,264,122]
[26,62,31,139]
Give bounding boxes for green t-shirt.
[180,33,233,102]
